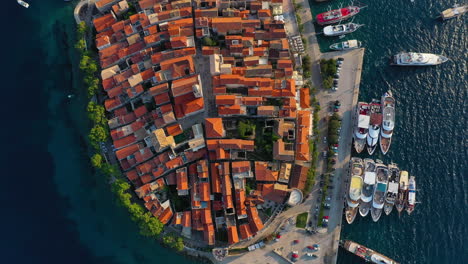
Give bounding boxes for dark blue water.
[1,1,197,263]
[1,0,465,264]
[309,0,467,263]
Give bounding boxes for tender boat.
[316,6,361,25]
[367,99,382,155]
[371,161,388,222]
[330,39,362,51]
[323,23,363,37]
[395,170,409,216]
[359,159,376,217]
[391,52,448,66]
[18,0,29,8]
[441,4,468,20]
[345,158,364,224]
[379,91,395,155]
[341,240,400,264]
[384,163,400,215]
[406,176,416,215]
[353,102,370,153]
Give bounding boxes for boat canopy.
[358,115,370,128]
[349,176,363,200]
[364,172,376,184]
[377,182,387,192]
[387,182,399,193]
[347,39,359,47]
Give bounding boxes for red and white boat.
[316,6,361,25]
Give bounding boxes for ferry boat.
[379,91,395,155]
[17,0,29,8]
[345,158,364,224]
[441,4,468,20]
[323,23,363,37]
[367,99,382,155]
[359,159,376,217]
[316,6,361,25]
[384,163,400,215]
[330,39,362,51]
[391,52,448,66]
[340,240,400,264]
[395,170,409,216]
[353,102,370,153]
[406,176,416,215]
[371,161,388,222]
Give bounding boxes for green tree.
[139,212,164,237]
[77,21,88,37]
[90,153,103,168]
[89,125,108,149]
[75,39,86,51]
[238,120,256,139]
[202,37,217,46]
[87,101,107,125]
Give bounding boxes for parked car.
[322,151,327,158]
[323,137,327,144]
[324,203,331,209]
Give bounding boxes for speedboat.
[371,161,388,222]
[391,52,448,66]
[383,163,400,215]
[367,99,382,155]
[379,91,395,155]
[316,6,361,25]
[353,102,370,153]
[330,39,362,51]
[441,4,468,20]
[323,23,363,37]
[396,170,409,216]
[359,159,376,217]
[18,0,29,8]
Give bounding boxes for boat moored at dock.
[316,6,361,25]
[360,159,376,217]
[340,240,400,264]
[323,23,363,37]
[391,52,448,66]
[346,158,364,224]
[384,163,400,215]
[396,170,409,216]
[353,102,370,153]
[330,39,362,51]
[406,176,416,215]
[367,99,382,155]
[441,4,468,20]
[380,91,395,155]
[371,161,388,222]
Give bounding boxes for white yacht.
[345,158,364,224]
[367,99,382,155]
[330,39,362,51]
[379,91,395,155]
[353,102,370,153]
[384,163,400,215]
[323,23,363,37]
[391,52,448,66]
[359,159,376,217]
[371,161,388,222]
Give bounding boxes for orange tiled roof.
[247,206,264,233]
[296,110,311,161]
[176,167,189,191]
[239,224,253,240]
[255,162,279,182]
[210,163,222,193]
[215,95,237,105]
[227,226,240,244]
[165,123,183,136]
[205,118,225,138]
[300,88,311,108]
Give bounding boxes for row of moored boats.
[353,90,394,155]
[345,158,417,224]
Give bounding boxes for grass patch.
[296,212,308,228]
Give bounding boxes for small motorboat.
[330,39,362,51]
[18,0,29,8]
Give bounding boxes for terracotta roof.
[247,206,264,233]
[227,225,240,244]
[205,118,225,138]
[210,163,222,193]
[93,13,117,32]
[300,88,311,108]
[290,164,308,190]
[239,224,253,240]
[235,189,247,216]
[171,75,199,98]
[255,162,279,182]
[182,211,191,227]
[176,167,189,192]
[158,207,173,224]
[211,17,242,34]
[207,139,255,151]
[165,123,183,137]
[115,144,140,160]
[215,95,237,105]
[296,110,311,161]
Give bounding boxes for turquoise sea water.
[1,0,465,264]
